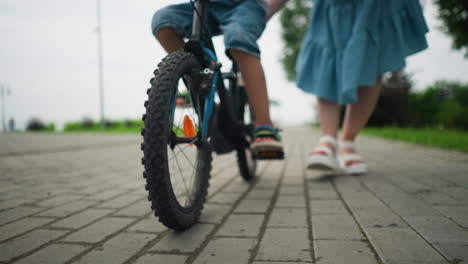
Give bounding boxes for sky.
[1,0,468,131]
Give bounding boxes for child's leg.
[318,98,341,138]
[305,98,341,170]
[230,50,272,127]
[151,4,194,52]
[316,98,341,150]
[214,0,272,127]
[156,27,185,53]
[340,77,382,153]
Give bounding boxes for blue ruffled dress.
[295,0,429,105]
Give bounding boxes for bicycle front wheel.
[141,51,212,230]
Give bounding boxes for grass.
[62,125,193,136]
[63,127,143,134]
[361,126,468,152]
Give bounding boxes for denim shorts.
[151,0,267,57]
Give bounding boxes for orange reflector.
[183,115,196,138]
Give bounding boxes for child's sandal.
[251,125,284,160]
[338,140,368,175]
[306,135,340,171]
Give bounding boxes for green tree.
[368,71,413,127]
[434,0,468,57]
[279,0,311,81]
[409,81,468,129]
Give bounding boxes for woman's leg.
[340,77,382,153]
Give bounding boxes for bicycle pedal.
[253,151,284,160]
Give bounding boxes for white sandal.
[338,140,368,175]
[306,135,340,171]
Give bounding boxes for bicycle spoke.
[170,148,181,191]
[176,144,199,201]
[187,107,199,127]
[176,145,196,170]
[173,125,184,136]
[168,138,198,161]
[172,149,191,200]
[187,150,199,200]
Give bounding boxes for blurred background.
[1,0,467,149]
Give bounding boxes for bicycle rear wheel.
[236,86,257,181]
[141,51,212,230]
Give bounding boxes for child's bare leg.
[156,27,185,53]
[317,98,341,149]
[340,77,382,153]
[318,98,341,137]
[229,49,272,127]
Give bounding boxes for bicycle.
[141,0,283,230]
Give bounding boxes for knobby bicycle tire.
[236,88,257,181]
[141,51,212,230]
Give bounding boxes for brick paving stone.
[312,214,362,240]
[193,237,257,264]
[255,179,279,189]
[62,217,133,243]
[0,206,43,226]
[134,254,188,264]
[206,182,226,196]
[275,195,306,208]
[256,228,311,262]
[308,180,335,191]
[433,205,468,229]
[84,188,128,201]
[0,229,66,262]
[198,204,232,224]
[415,191,462,206]
[252,261,311,264]
[253,262,306,264]
[0,198,33,211]
[305,170,336,181]
[127,217,168,234]
[0,217,53,242]
[152,223,215,253]
[439,186,468,203]
[244,189,275,200]
[74,183,109,195]
[114,200,150,218]
[52,208,113,229]
[364,227,447,263]
[267,208,307,228]
[309,188,339,200]
[208,192,243,205]
[404,215,468,243]
[15,243,87,264]
[234,199,271,214]
[351,207,407,229]
[74,233,155,264]
[310,200,347,215]
[363,180,441,217]
[95,194,142,209]
[314,240,377,264]
[433,242,468,263]
[37,200,96,218]
[282,176,304,186]
[222,182,251,193]
[37,194,83,208]
[279,186,303,196]
[216,214,264,237]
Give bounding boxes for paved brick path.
[0,127,467,264]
